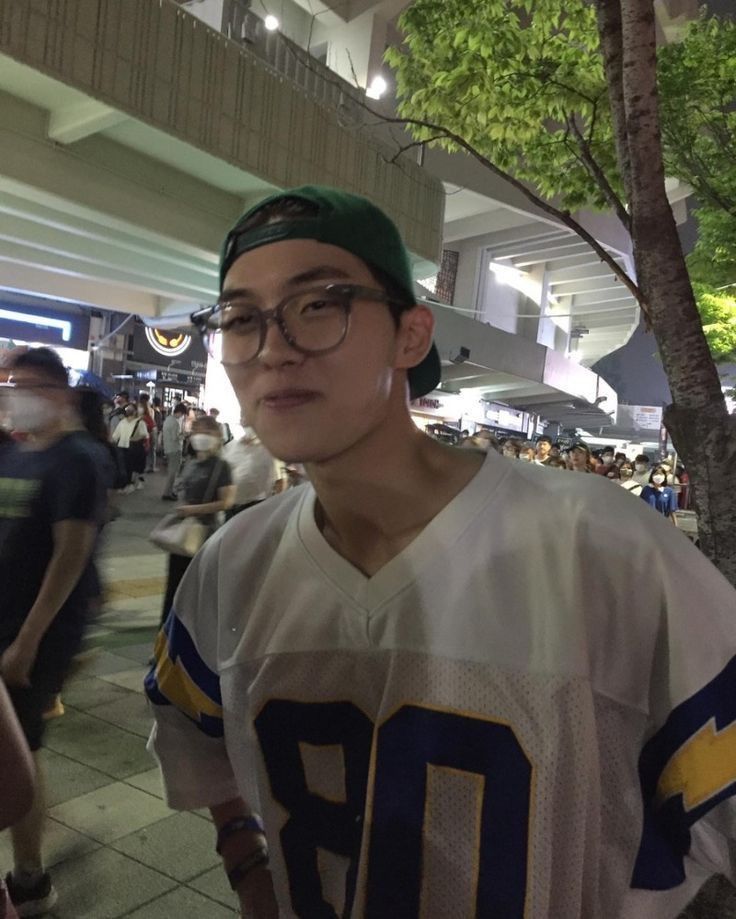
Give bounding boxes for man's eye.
[299,298,341,315]
[221,310,260,333]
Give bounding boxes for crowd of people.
[460,430,688,521]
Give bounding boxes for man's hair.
[118,390,130,400]
[173,403,188,416]
[635,453,650,464]
[11,347,68,387]
[191,415,222,438]
[537,435,552,446]
[209,408,220,416]
[235,197,413,326]
[139,392,150,403]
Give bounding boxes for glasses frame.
[192,284,401,367]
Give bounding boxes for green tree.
[658,13,736,365]
[384,0,736,600]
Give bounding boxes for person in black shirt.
[0,348,103,917]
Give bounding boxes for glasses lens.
[211,303,263,365]
[282,290,348,353]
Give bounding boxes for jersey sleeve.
[145,537,240,810]
[631,527,736,891]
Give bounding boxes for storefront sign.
[131,322,207,382]
[618,404,663,431]
[410,391,463,420]
[144,327,193,358]
[0,301,90,351]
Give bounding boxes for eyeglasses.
[192,284,399,367]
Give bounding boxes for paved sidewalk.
[0,472,239,918]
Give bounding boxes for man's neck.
[306,420,485,577]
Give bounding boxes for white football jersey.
[146,451,736,918]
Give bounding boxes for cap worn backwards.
[218,185,441,399]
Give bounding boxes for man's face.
[220,239,432,463]
[550,446,560,458]
[601,452,614,465]
[537,440,551,457]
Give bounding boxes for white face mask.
[8,391,56,433]
[635,463,647,473]
[602,455,613,465]
[191,433,218,452]
[652,474,666,485]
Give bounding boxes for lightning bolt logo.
[657,718,736,813]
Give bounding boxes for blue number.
[255,701,532,918]
[366,705,532,918]
[254,700,373,918]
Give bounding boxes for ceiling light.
[264,14,280,31]
[366,75,388,99]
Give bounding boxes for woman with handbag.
[111,404,148,493]
[159,415,235,625]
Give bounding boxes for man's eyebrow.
[220,265,354,301]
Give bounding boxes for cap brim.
[409,343,441,399]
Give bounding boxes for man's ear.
[394,304,435,372]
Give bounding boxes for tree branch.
[375,112,646,312]
[277,35,646,314]
[567,114,631,230]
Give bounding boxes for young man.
[0,348,103,915]
[146,187,736,919]
[535,434,553,464]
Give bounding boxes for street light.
[264,14,279,31]
[366,75,387,99]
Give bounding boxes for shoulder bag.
[149,459,223,557]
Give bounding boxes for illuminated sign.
[0,308,72,342]
[144,327,192,357]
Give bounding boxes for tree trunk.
[615,0,736,908]
[613,0,736,586]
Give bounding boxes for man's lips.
[259,389,321,410]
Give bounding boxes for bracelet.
[227,845,270,890]
[216,815,265,855]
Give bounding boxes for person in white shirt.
[633,453,652,487]
[110,405,148,492]
[619,461,643,496]
[146,186,736,919]
[221,426,276,520]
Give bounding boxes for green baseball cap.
[219,185,441,399]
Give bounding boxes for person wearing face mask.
[160,416,235,626]
[518,443,538,464]
[111,403,149,493]
[618,462,643,496]
[595,448,616,475]
[632,454,651,487]
[0,348,104,916]
[640,465,678,522]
